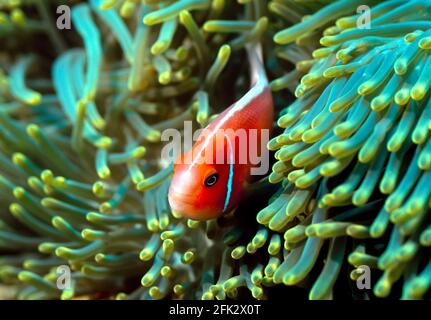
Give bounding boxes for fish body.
[168,43,273,220]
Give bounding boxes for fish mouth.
[168,188,196,205]
[168,191,214,221]
[168,190,197,217]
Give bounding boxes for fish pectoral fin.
[222,208,237,219]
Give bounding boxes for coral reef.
[0,0,430,300]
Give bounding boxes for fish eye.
[204,173,219,187]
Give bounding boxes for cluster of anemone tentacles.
[0,0,430,300]
[264,0,431,300]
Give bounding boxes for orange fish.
[168,43,274,221]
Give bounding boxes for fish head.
[168,156,235,221]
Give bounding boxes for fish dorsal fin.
[187,42,268,172]
[246,42,268,87]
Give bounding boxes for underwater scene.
[0,0,431,301]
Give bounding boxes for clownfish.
[168,42,273,221]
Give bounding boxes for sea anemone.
[0,0,300,300]
[264,0,431,299]
[0,0,430,301]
